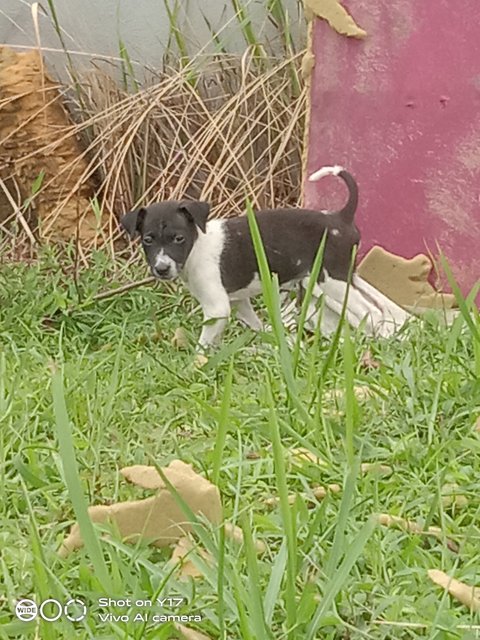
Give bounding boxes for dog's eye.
[174,235,185,244]
[143,236,153,245]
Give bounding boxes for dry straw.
[1,48,306,259]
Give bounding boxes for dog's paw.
[193,353,209,368]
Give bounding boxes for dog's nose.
[153,264,171,278]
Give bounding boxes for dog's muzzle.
[152,253,178,280]
[152,265,173,279]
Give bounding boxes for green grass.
[0,247,480,639]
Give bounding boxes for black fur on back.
[220,208,360,294]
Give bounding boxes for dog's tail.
[308,165,358,225]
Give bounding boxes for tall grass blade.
[292,230,327,371]
[310,247,358,416]
[45,0,84,103]
[240,513,272,639]
[217,523,226,639]
[267,383,297,639]
[439,252,480,343]
[324,460,359,578]
[163,0,190,65]
[246,199,314,429]
[231,0,264,61]
[426,311,466,444]
[263,538,287,624]
[306,515,377,638]
[212,357,235,484]
[342,321,357,466]
[119,39,140,93]
[51,365,112,591]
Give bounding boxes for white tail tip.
[308,165,344,182]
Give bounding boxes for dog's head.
[120,200,210,280]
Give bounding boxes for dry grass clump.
[1,50,306,258]
[77,52,306,243]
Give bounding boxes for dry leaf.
[301,51,315,82]
[311,484,341,501]
[224,523,266,554]
[323,385,377,404]
[60,460,221,557]
[475,416,480,432]
[264,484,340,508]
[174,623,213,640]
[358,246,456,309]
[264,494,302,508]
[326,483,341,493]
[171,328,189,349]
[352,385,376,401]
[360,349,381,370]
[428,570,480,612]
[177,427,193,439]
[318,385,382,418]
[169,536,212,580]
[304,0,367,39]
[378,514,440,536]
[289,447,327,466]
[441,484,468,509]
[377,513,457,551]
[361,463,393,476]
[264,495,292,508]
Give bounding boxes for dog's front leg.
[197,298,231,350]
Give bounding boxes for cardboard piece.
[174,624,213,640]
[170,536,212,580]
[358,247,457,310]
[60,460,221,557]
[60,460,267,559]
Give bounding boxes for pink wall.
[304,0,480,304]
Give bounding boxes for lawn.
[0,247,479,639]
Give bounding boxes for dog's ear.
[179,201,210,234]
[120,207,147,238]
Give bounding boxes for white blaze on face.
[154,249,178,277]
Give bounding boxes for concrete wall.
[1,0,304,80]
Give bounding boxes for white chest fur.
[182,219,226,301]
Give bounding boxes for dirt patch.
[0,46,99,242]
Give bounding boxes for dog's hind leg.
[235,299,263,331]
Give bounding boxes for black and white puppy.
[121,166,409,348]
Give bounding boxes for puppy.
[121,166,409,349]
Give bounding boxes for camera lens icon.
[15,599,38,622]
[64,599,87,622]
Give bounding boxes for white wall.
[1,0,304,81]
